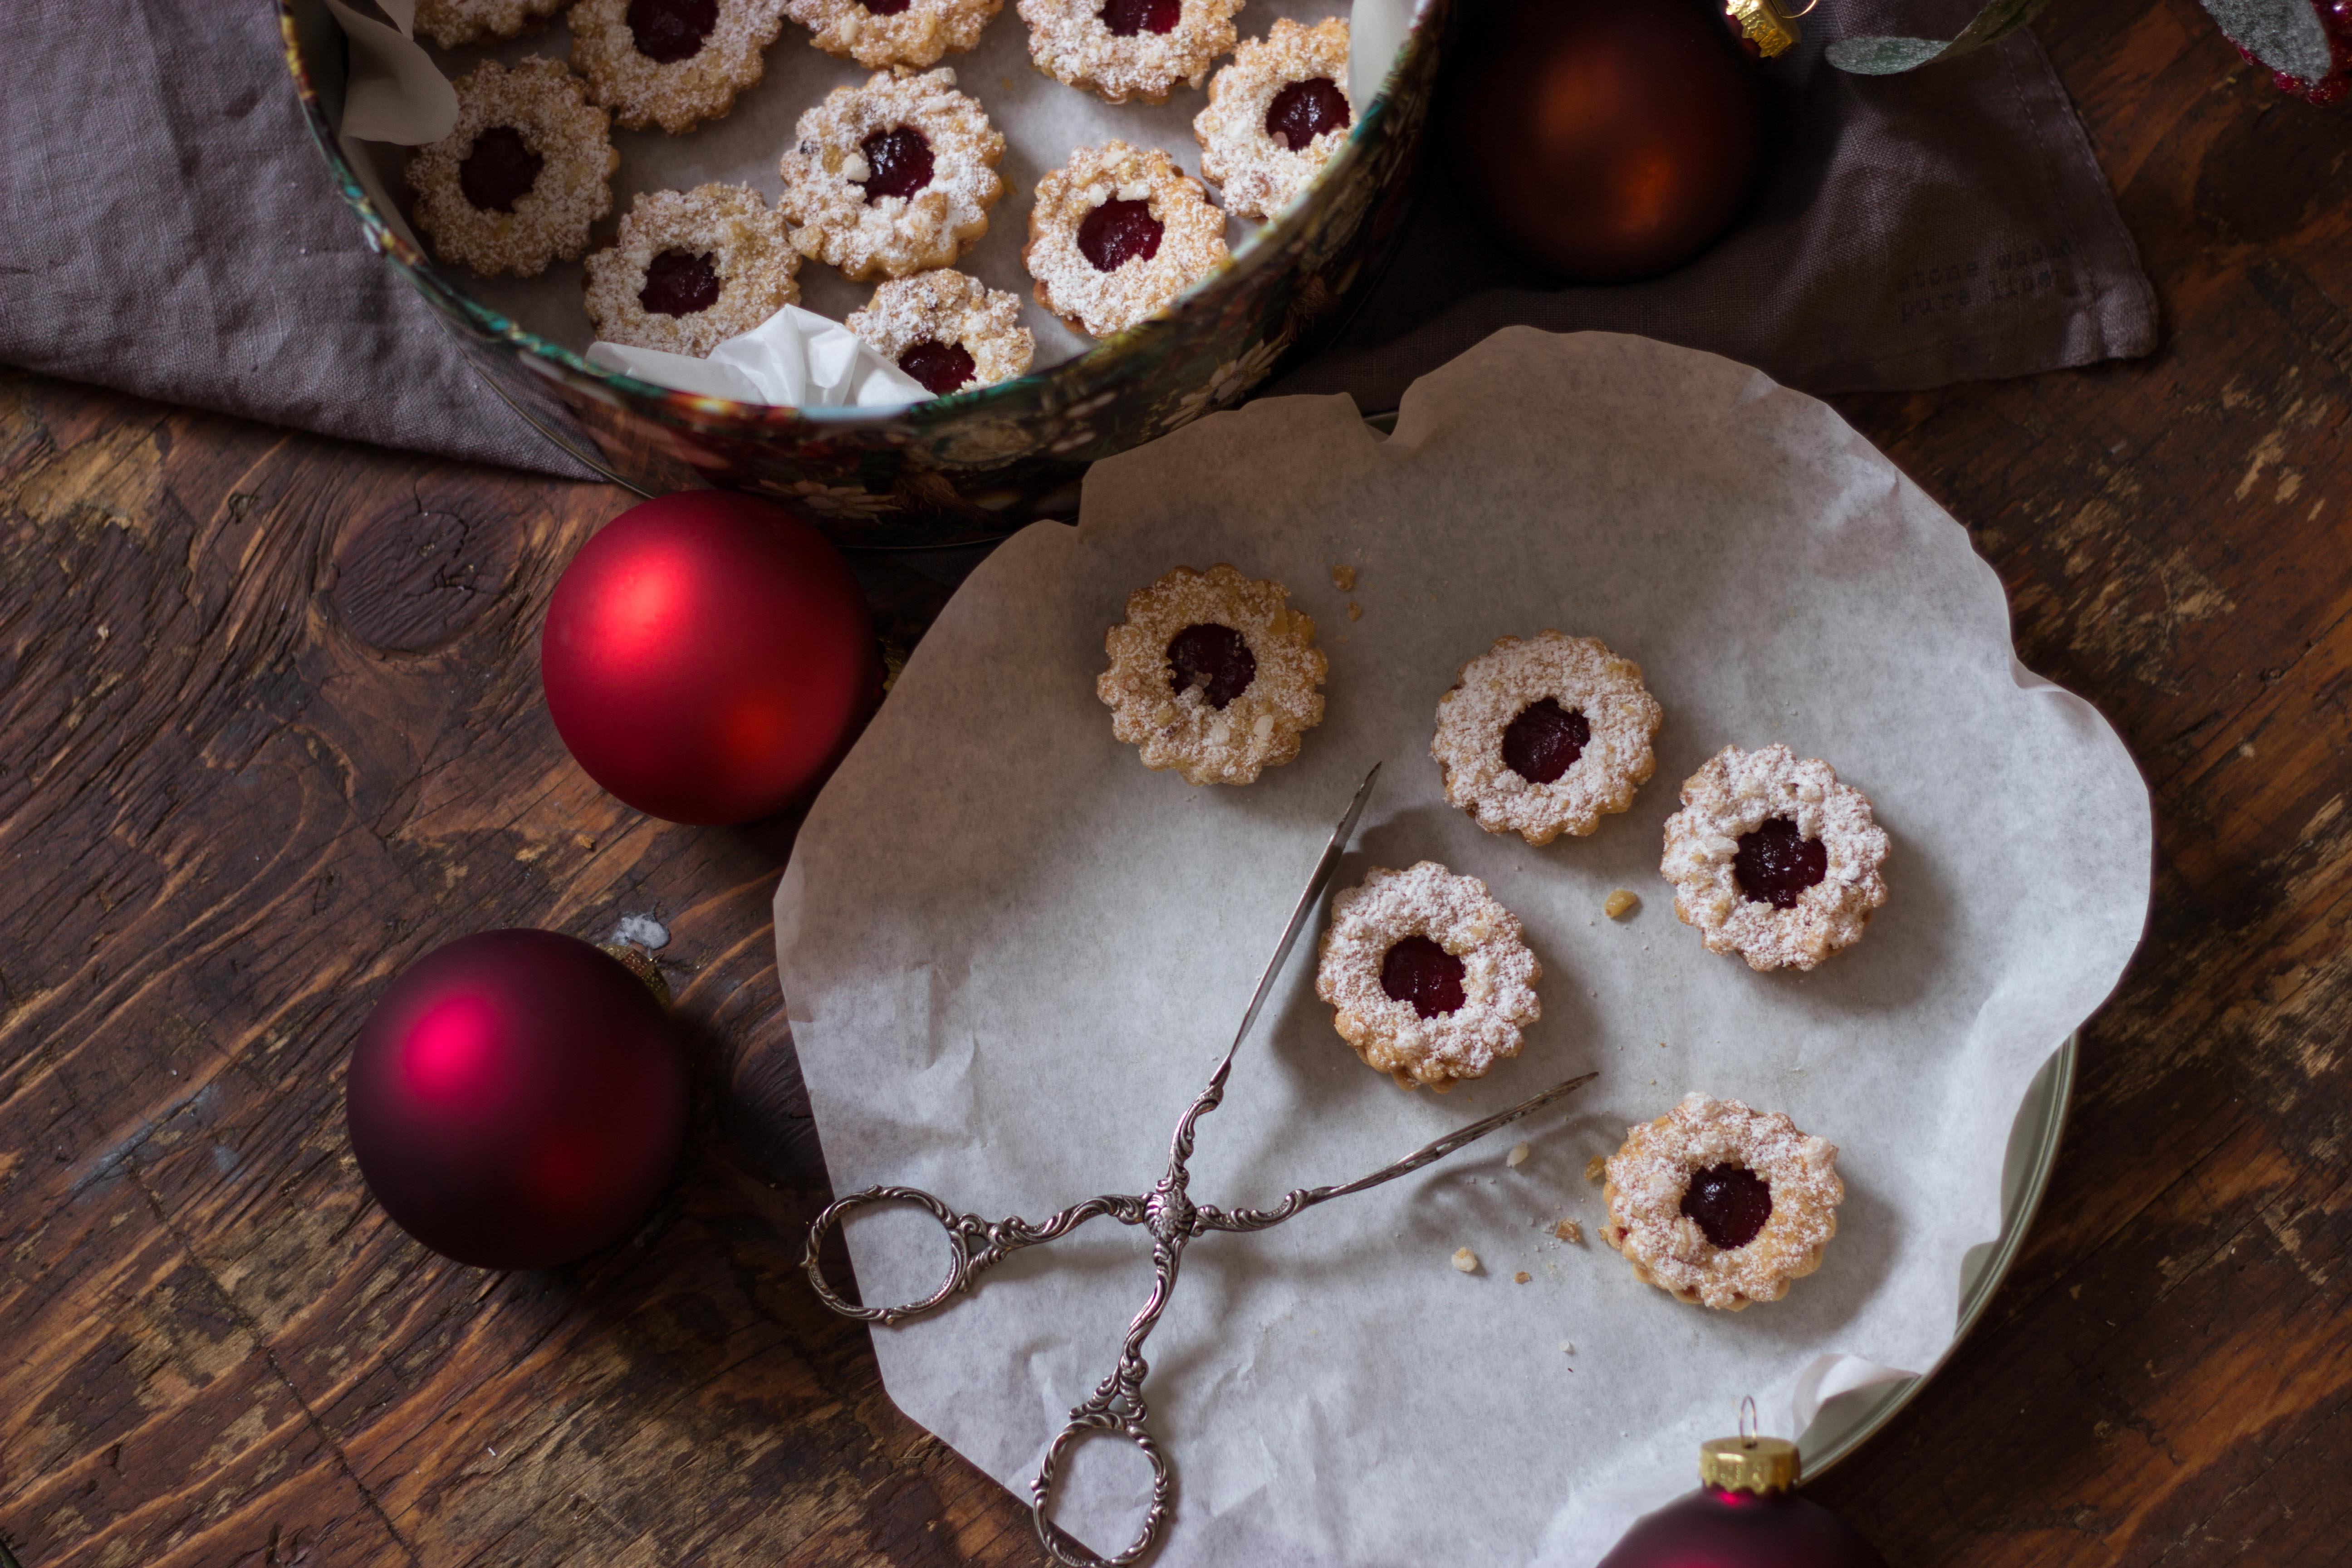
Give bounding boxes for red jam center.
[1380,936,1467,1019]
[898,339,977,396]
[1264,76,1351,152]
[1165,623,1254,708]
[858,127,935,203]
[1100,0,1181,34]
[457,125,542,213]
[1077,199,1163,272]
[1680,1163,1773,1250]
[1732,818,1828,909]
[627,0,720,61]
[862,0,913,12]
[1500,697,1589,784]
[638,250,721,317]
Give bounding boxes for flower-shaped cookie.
[1024,141,1228,338]
[569,0,790,133]
[1660,744,1890,971]
[415,0,571,48]
[583,184,799,356]
[1018,0,1242,102]
[1315,861,1542,1092]
[845,269,1034,395]
[1602,1093,1843,1311]
[405,57,617,279]
[779,68,1005,281]
[1432,631,1663,845]
[1194,17,1353,220]
[1096,564,1325,785]
[787,0,1002,68]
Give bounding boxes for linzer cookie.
[1024,142,1227,338]
[583,184,799,356]
[787,0,1002,68]
[1660,743,1890,971]
[1314,861,1542,1092]
[406,58,617,279]
[1194,18,1353,220]
[1431,632,1662,846]
[1602,1093,1843,1311]
[415,0,571,48]
[846,270,1034,396]
[779,68,1005,281]
[1018,0,1241,103]
[569,0,790,133]
[1096,564,1324,785]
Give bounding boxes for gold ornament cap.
[1724,0,1803,59]
[1698,1400,1799,1494]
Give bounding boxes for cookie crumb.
[1560,1341,1574,1355]
[1331,563,1356,591]
[1584,1155,1607,1184]
[1514,1270,1531,1284]
[1553,1218,1583,1244]
[1451,1247,1479,1274]
[1347,602,1362,621]
[1604,888,1639,919]
[1506,1141,1530,1167]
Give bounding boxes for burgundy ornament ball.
[541,491,880,826]
[346,930,687,1270]
[1598,1433,1889,1568]
[1443,0,1765,283]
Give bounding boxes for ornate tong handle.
[803,1185,1147,1326]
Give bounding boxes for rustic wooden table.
[5,2,2348,1562]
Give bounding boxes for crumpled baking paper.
[586,304,927,405]
[772,329,2151,1565]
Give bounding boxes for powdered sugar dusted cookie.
[1432,632,1662,846]
[1018,0,1241,103]
[583,184,799,356]
[416,0,571,48]
[787,0,1002,68]
[1024,141,1227,338]
[1660,744,1890,971]
[779,68,1005,281]
[1096,564,1325,785]
[1315,861,1542,1092]
[569,0,789,133]
[405,58,617,279]
[1602,1093,1842,1311]
[846,269,1034,395]
[1194,18,1352,220]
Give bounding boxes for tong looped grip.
[1031,1403,1173,1568]
[801,1186,982,1325]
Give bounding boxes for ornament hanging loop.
[1739,1396,1760,1442]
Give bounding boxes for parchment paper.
[348,0,1403,380]
[773,329,2151,1564]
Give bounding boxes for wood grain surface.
[4,0,2348,1562]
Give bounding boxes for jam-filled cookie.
[1660,744,1889,971]
[1193,18,1353,220]
[569,0,789,133]
[779,68,1005,281]
[845,269,1034,396]
[405,58,617,279]
[1018,0,1242,103]
[787,0,1002,68]
[416,0,571,48]
[583,184,799,356]
[1602,1093,1842,1311]
[1096,564,1325,785]
[1432,632,1663,846]
[1315,861,1542,1092]
[1024,142,1228,338]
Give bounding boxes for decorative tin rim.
[277,0,1434,436]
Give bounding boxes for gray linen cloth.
[0,0,2150,478]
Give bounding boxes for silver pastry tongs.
[804,764,1599,1565]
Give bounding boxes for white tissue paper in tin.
[587,304,928,406]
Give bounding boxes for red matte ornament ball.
[1598,1483,1890,1568]
[346,930,688,1270]
[541,492,879,826]
[1442,0,1766,283]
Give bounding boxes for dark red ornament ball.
[1597,1483,1890,1568]
[346,930,688,1270]
[1443,0,1765,283]
[541,491,879,826]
